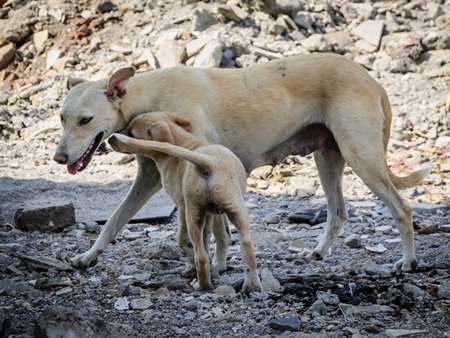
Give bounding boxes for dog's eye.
[80,117,93,126]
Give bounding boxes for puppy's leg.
[210,215,231,274]
[186,207,214,291]
[299,148,348,262]
[176,205,195,265]
[203,216,213,262]
[227,206,262,294]
[71,155,162,269]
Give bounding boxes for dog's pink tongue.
[67,161,80,175]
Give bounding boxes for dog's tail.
[388,167,431,190]
[113,134,213,172]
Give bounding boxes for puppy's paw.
[194,280,214,292]
[71,251,100,269]
[242,280,263,295]
[298,249,323,262]
[211,260,227,274]
[393,257,418,273]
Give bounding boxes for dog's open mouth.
[67,132,104,175]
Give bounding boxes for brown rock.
[0,43,15,70]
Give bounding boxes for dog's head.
[53,67,135,174]
[108,112,191,154]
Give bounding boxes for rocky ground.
[1,0,450,337]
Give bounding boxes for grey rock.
[402,283,430,300]
[193,39,223,68]
[306,299,327,315]
[143,241,184,261]
[385,329,430,337]
[18,255,73,272]
[97,1,117,13]
[316,291,340,305]
[268,316,301,332]
[191,9,218,32]
[2,25,30,43]
[363,261,391,278]
[294,12,314,33]
[155,40,186,68]
[422,30,450,51]
[436,13,450,30]
[438,280,450,298]
[14,200,76,233]
[261,268,281,293]
[353,55,375,70]
[251,165,273,180]
[183,300,197,311]
[130,298,153,310]
[258,0,303,17]
[300,34,333,52]
[34,306,140,338]
[351,20,384,47]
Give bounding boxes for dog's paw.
[298,249,323,262]
[393,257,418,273]
[71,251,99,269]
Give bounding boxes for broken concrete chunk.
[14,200,76,232]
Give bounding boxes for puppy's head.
[109,112,192,154]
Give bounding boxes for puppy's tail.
[113,134,213,172]
[388,167,431,190]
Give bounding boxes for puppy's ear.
[105,67,136,101]
[169,113,191,132]
[148,124,175,144]
[67,77,87,90]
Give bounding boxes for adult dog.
[53,53,429,272]
[108,112,262,292]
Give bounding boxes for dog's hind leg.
[186,210,214,291]
[71,155,162,269]
[210,215,231,274]
[299,148,348,262]
[227,206,263,294]
[331,109,417,272]
[344,150,416,272]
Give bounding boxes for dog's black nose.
[53,154,68,164]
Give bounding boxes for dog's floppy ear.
[67,77,87,90]
[105,67,136,100]
[148,123,175,144]
[169,113,191,132]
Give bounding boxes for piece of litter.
[148,230,175,239]
[383,238,401,244]
[114,297,130,310]
[364,243,388,253]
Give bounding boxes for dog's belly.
[262,123,340,166]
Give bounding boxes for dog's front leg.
[71,155,162,269]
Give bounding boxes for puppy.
[109,112,263,293]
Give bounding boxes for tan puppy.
[53,53,429,273]
[108,112,262,293]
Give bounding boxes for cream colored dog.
[53,53,429,273]
[108,112,262,292]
